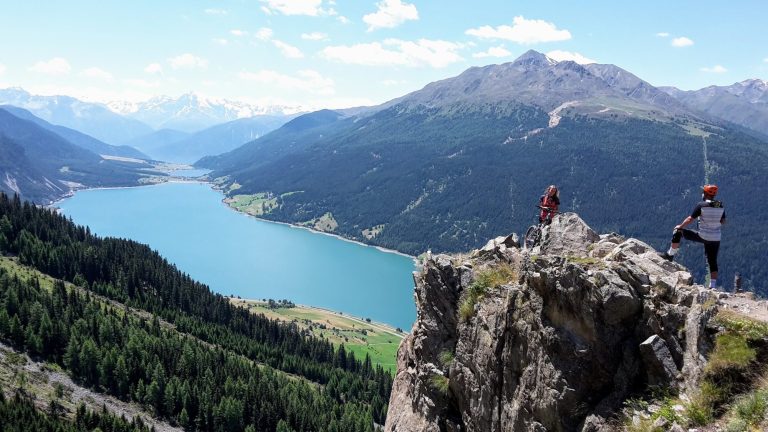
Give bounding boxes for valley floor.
[229,298,405,373]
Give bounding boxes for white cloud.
[671,37,694,47]
[81,67,114,81]
[255,27,274,40]
[168,53,208,69]
[29,57,71,75]
[472,46,511,59]
[700,65,728,73]
[337,15,350,24]
[322,39,463,68]
[272,40,304,58]
[363,0,419,32]
[238,69,335,95]
[466,16,571,45]
[230,29,248,37]
[301,32,328,41]
[656,32,670,37]
[144,63,163,74]
[259,0,330,16]
[213,38,229,46]
[204,8,228,15]
[545,50,596,64]
[763,58,768,63]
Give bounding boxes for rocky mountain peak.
[381,50,691,120]
[385,213,754,431]
[511,49,558,68]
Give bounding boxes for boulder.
[639,335,680,385]
[539,212,600,256]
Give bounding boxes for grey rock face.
[639,335,680,385]
[385,215,719,432]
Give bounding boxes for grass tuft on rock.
[731,389,768,427]
[438,350,455,368]
[458,264,516,322]
[705,333,756,375]
[429,374,450,396]
[716,310,768,341]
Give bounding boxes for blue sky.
[1,0,766,109]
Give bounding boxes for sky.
[0,0,766,110]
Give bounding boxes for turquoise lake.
[57,182,418,329]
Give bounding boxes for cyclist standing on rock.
[660,184,726,288]
[539,185,560,225]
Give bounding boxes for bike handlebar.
[535,205,559,213]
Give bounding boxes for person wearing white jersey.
[660,184,726,288]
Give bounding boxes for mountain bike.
[523,205,559,250]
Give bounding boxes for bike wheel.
[524,225,539,250]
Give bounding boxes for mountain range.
[0,107,156,203]
[107,92,304,133]
[0,87,301,163]
[0,105,147,159]
[124,114,294,163]
[0,87,154,144]
[661,79,768,137]
[199,50,768,291]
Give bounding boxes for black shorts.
[672,229,720,272]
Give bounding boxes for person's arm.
[721,211,727,225]
[675,216,694,230]
[675,204,701,230]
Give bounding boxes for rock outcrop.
[385,213,723,432]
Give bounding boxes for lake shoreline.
[217,195,419,262]
[231,297,409,336]
[51,177,419,262]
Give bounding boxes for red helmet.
[702,184,718,196]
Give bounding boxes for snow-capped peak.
[104,92,305,132]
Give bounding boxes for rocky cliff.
[385,213,742,431]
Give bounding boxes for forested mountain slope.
[137,115,293,163]
[0,192,392,431]
[1,105,148,159]
[0,109,154,203]
[199,51,768,292]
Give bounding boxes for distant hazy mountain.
[0,105,148,159]
[159,115,294,163]
[0,108,154,203]
[123,115,293,163]
[200,50,768,290]
[122,128,191,157]
[0,87,153,144]
[660,79,768,137]
[107,92,304,133]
